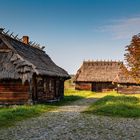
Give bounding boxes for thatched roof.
[0,31,70,82]
[75,61,122,82]
[113,65,138,84]
[74,60,138,84]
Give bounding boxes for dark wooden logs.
[75,82,92,90]
[0,80,29,104]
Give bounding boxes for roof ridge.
[83,60,123,63]
[0,28,45,52]
[83,60,123,66]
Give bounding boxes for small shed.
[0,29,70,104]
[113,65,140,94]
[74,60,138,92]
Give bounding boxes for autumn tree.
[125,33,140,82]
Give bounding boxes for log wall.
[0,77,65,104]
[36,76,64,102]
[118,86,140,94]
[0,80,29,104]
[75,82,116,92]
[92,82,115,92]
[75,82,92,90]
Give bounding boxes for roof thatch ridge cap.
[82,60,123,66]
[0,33,37,73]
[113,64,139,84]
[83,59,123,63]
[0,29,45,52]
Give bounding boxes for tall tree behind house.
[125,34,140,82]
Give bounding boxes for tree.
[125,33,140,82]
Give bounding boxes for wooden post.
[117,84,120,93]
[27,79,33,105]
[60,79,64,99]
[32,74,37,101]
[54,78,56,99]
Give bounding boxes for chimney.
[22,36,29,44]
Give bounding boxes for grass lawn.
[0,89,95,128]
[0,104,55,128]
[1,89,140,128]
[64,88,116,98]
[85,93,140,118]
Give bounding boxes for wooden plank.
[0,87,29,92]
[0,102,27,105]
[0,99,28,104]
[0,92,28,97]
[0,87,29,91]
[0,49,11,52]
[0,97,28,100]
[0,82,29,85]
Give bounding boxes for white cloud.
[99,17,140,40]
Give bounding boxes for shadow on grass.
[84,95,140,118]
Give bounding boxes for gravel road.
[0,97,140,140]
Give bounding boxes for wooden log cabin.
[74,60,139,92]
[113,65,140,93]
[0,28,70,105]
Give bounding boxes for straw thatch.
[74,60,138,84]
[75,60,122,82]
[113,65,138,84]
[0,32,70,82]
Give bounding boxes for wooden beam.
[32,74,37,101]
[0,49,11,52]
[27,79,33,105]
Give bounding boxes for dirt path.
[0,97,140,140]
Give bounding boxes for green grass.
[66,89,121,98]
[85,95,140,118]
[0,89,94,128]
[0,105,55,128]
[64,89,95,98]
[1,89,140,128]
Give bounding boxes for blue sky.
[1,0,140,74]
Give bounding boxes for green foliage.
[85,95,140,118]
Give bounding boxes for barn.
[0,28,70,105]
[113,65,140,94]
[74,60,138,92]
